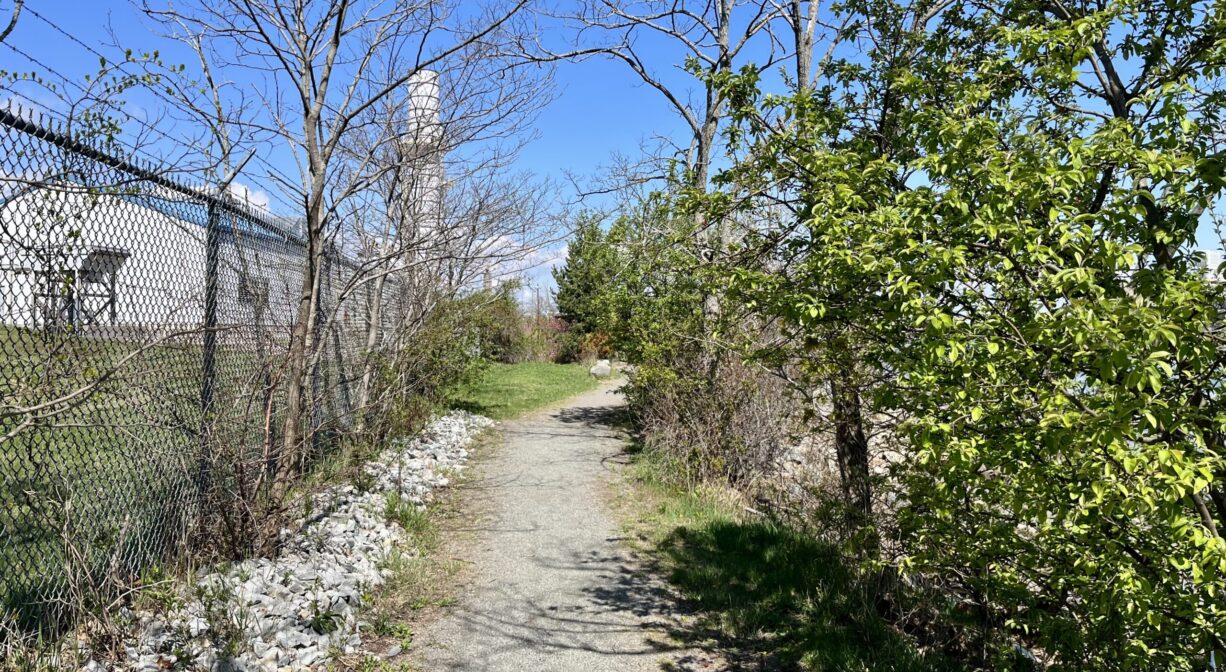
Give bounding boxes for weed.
[355,454,470,669]
[134,565,184,614]
[349,655,417,672]
[195,579,249,659]
[0,614,58,672]
[383,494,432,539]
[302,494,315,523]
[307,598,343,635]
[370,617,414,649]
[351,467,378,494]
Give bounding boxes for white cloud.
[227,181,271,211]
[533,243,568,271]
[0,94,52,124]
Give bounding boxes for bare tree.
[326,18,557,431]
[143,0,540,543]
[0,0,21,44]
[542,0,783,191]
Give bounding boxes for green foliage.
[552,207,710,365]
[625,455,972,672]
[599,209,710,368]
[369,617,414,650]
[478,283,531,363]
[546,1,1226,666]
[366,298,486,439]
[471,281,557,365]
[384,492,433,538]
[133,565,185,615]
[701,0,1226,668]
[195,579,249,659]
[306,598,342,635]
[556,201,798,490]
[553,212,620,336]
[369,285,544,437]
[556,329,612,364]
[1,50,183,157]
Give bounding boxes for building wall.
[0,188,306,333]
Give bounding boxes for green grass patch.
[342,495,453,669]
[343,434,498,672]
[449,362,599,419]
[620,452,967,672]
[383,492,436,542]
[0,324,290,631]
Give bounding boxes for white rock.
[296,647,324,667]
[187,616,209,638]
[194,650,216,671]
[115,411,492,670]
[258,645,284,667]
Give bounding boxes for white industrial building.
[0,70,441,336]
[0,184,305,334]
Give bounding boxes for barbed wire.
[2,14,303,215]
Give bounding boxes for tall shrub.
[712,0,1226,667]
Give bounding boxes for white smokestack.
[400,70,444,241]
[408,70,440,136]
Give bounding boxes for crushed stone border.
[86,411,493,672]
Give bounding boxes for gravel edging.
[87,410,494,672]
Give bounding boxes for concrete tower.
[403,70,443,236]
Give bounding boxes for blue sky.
[0,1,718,292]
[2,0,1222,291]
[0,1,696,198]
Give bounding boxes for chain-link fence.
[0,108,388,630]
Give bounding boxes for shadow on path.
[553,401,634,431]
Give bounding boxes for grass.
[336,433,498,672]
[449,362,600,419]
[1,326,209,629]
[616,450,969,672]
[0,324,292,631]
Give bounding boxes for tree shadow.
[450,399,493,417]
[552,403,634,432]
[655,519,969,672]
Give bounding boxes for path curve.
[411,383,681,671]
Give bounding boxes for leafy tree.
[707,0,1226,667]
[553,213,618,335]
[886,4,1226,666]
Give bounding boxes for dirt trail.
[411,383,689,671]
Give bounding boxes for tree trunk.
[791,0,813,90]
[830,359,871,517]
[357,269,386,429]
[265,149,327,544]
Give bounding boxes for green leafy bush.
[702,1,1226,668]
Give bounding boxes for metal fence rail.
[0,109,384,629]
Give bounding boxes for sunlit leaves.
[702,0,1226,668]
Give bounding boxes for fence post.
[199,199,220,503]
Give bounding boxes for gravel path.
[411,383,683,671]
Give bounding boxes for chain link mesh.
[0,109,384,630]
